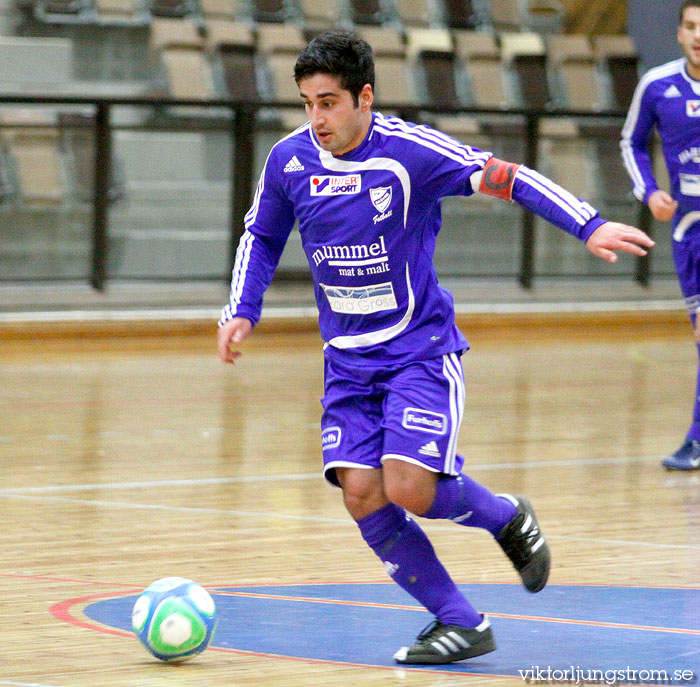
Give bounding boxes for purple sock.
[357,503,482,628]
[422,473,517,536]
[688,343,700,442]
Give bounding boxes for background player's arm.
[217,317,253,364]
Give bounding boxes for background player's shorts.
[672,218,700,327]
[320,352,466,487]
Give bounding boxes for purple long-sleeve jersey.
[621,58,700,239]
[220,112,605,366]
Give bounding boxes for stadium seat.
[373,54,418,110]
[348,0,386,25]
[299,0,343,31]
[257,23,307,54]
[485,0,564,33]
[546,33,600,111]
[198,0,243,21]
[37,0,87,19]
[406,28,459,108]
[396,0,432,27]
[356,26,405,57]
[149,19,213,100]
[206,23,259,101]
[452,30,507,109]
[149,17,203,57]
[442,0,480,29]
[251,0,289,23]
[94,0,143,22]
[0,109,67,207]
[500,31,551,109]
[204,19,254,53]
[150,0,197,18]
[592,34,639,111]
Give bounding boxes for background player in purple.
[622,0,700,471]
[218,31,654,664]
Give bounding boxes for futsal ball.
[132,577,218,662]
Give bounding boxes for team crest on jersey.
[370,186,392,213]
[687,100,700,117]
[310,175,361,196]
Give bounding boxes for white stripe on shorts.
[442,353,465,475]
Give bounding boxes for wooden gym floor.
[1,311,699,686]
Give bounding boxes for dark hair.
[294,30,374,107]
[680,0,700,23]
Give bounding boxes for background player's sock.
[422,473,516,536]
[357,503,482,628]
[689,343,700,441]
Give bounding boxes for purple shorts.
[673,224,700,326]
[320,353,466,487]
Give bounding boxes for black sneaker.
[496,494,550,593]
[393,616,496,665]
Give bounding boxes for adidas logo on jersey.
[284,155,304,172]
[664,85,681,98]
[418,440,440,457]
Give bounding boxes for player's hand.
[217,317,252,364]
[585,222,655,264]
[648,190,678,222]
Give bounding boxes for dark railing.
[0,94,647,290]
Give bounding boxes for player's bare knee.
[337,467,386,520]
[382,460,437,515]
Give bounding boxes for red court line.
[51,591,136,638]
[49,591,516,680]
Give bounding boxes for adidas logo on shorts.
[418,440,440,457]
[284,155,305,172]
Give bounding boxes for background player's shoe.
[393,617,495,664]
[496,494,550,593]
[662,439,700,470]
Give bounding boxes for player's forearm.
[218,229,283,327]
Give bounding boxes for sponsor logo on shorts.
[310,175,361,195]
[321,426,341,450]
[402,408,447,435]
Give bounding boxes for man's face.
[679,6,700,75]
[298,73,372,156]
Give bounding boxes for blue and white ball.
[132,577,218,662]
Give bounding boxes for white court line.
[0,473,320,494]
[0,455,662,495]
[2,489,698,552]
[0,299,684,324]
[0,492,350,525]
[0,681,64,687]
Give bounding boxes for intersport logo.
[310,175,361,195]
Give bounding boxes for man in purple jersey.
[622,0,700,471]
[218,31,654,664]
